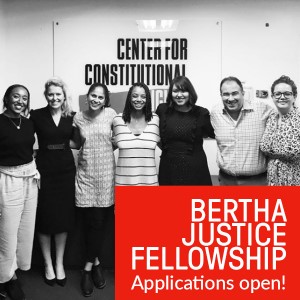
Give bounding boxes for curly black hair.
[122,82,153,123]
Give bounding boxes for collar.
[221,100,254,114]
[279,107,298,120]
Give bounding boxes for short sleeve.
[201,107,215,139]
[72,111,81,128]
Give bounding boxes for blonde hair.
[44,77,73,117]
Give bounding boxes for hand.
[111,136,116,145]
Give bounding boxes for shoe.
[92,264,106,289]
[81,271,93,297]
[56,277,67,287]
[0,282,7,299]
[43,273,55,286]
[6,279,25,300]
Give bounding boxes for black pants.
[80,205,114,263]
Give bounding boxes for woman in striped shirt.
[113,82,160,186]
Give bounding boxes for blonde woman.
[30,77,76,286]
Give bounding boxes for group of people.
[0,74,299,300]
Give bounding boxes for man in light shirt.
[211,76,273,185]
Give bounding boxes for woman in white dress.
[113,82,160,186]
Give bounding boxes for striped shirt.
[211,100,273,176]
[113,113,160,186]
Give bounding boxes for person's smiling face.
[272,83,296,115]
[130,86,146,111]
[6,86,29,117]
[46,85,65,110]
[172,85,190,108]
[221,80,244,114]
[87,86,106,111]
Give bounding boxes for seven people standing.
[1,73,298,299]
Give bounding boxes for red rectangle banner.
[116,186,299,300]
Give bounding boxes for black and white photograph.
[0,0,299,299]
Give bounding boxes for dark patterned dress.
[156,103,215,185]
[30,107,76,233]
[260,108,300,186]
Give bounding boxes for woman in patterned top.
[113,82,160,186]
[71,83,116,297]
[260,75,300,185]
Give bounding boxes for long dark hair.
[3,84,30,116]
[122,82,153,123]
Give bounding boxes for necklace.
[8,116,22,129]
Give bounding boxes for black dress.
[156,103,215,185]
[30,107,76,234]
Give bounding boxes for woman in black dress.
[156,76,215,185]
[30,77,76,286]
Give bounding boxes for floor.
[9,177,219,300]
[15,267,114,300]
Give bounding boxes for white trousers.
[0,161,38,283]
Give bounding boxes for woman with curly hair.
[156,76,215,185]
[260,75,300,185]
[30,77,76,286]
[113,82,160,186]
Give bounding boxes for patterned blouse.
[73,108,117,207]
[260,108,300,186]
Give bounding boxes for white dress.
[113,113,160,186]
[73,108,116,207]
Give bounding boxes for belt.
[219,169,267,179]
[45,143,66,150]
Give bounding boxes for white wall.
[2,0,300,175]
[0,0,6,109]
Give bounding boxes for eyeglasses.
[273,91,294,99]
